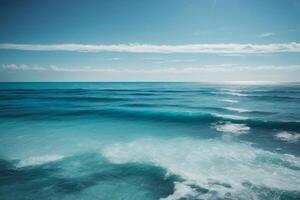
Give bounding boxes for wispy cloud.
[259,32,275,38]
[107,57,121,61]
[1,42,300,54]
[2,64,46,71]
[218,53,245,57]
[2,64,300,73]
[142,57,197,64]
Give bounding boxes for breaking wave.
[275,131,300,143]
[212,122,250,135]
[17,154,64,168]
[102,137,300,199]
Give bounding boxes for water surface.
[0,82,300,199]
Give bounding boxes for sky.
[0,0,300,82]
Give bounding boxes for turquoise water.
[0,82,300,200]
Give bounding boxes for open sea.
[0,82,300,200]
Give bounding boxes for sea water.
[0,82,299,200]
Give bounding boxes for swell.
[35,96,129,102]
[1,107,299,131]
[0,88,218,99]
[3,89,299,103]
[121,103,275,115]
[0,93,174,102]
[0,154,178,200]
[248,95,300,102]
[245,89,300,95]
[0,89,89,95]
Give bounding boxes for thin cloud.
[259,32,275,38]
[141,57,196,63]
[108,57,121,61]
[1,64,46,71]
[218,54,245,57]
[2,64,300,73]
[1,42,300,54]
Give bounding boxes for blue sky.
[0,0,300,82]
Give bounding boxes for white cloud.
[1,64,46,71]
[142,57,197,64]
[218,53,245,57]
[259,32,275,38]
[2,64,300,73]
[1,42,300,54]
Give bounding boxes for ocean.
[0,82,299,200]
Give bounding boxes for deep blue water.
[0,82,300,200]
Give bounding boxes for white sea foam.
[224,107,250,113]
[17,154,64,168]
[213,113,248,120]
[275,131,300,143]
[102,138,300,199]
[161,182,198,200]
[219,99,239,103]
[213,122,250,135]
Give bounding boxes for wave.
[212,91,249,97]
[102,137,300,199]
[249,95,300,101]
[1,153,179,200]
[223,107,250,113]
[161,182,197,200]
[213,89,300,101]
[16,154,64,168]
[212,113,248,120]
[66,109,299,131]
[0,88,89,95]
[246,89,300,95]
[212,122,250,135]
[221,107,272,115]
[222,107,273,115]
[275,131,300,143]
[121,103,161,108]
[1,107,299,131]
[221,88,243,93]
[36,96,129,102]
[218,99,239,103]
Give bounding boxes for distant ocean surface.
[0,82,300,200]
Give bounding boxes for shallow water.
[0,82,299,200]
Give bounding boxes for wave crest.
[275,131,300,143]
[17,154,64,168]
[213,122,250,135]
